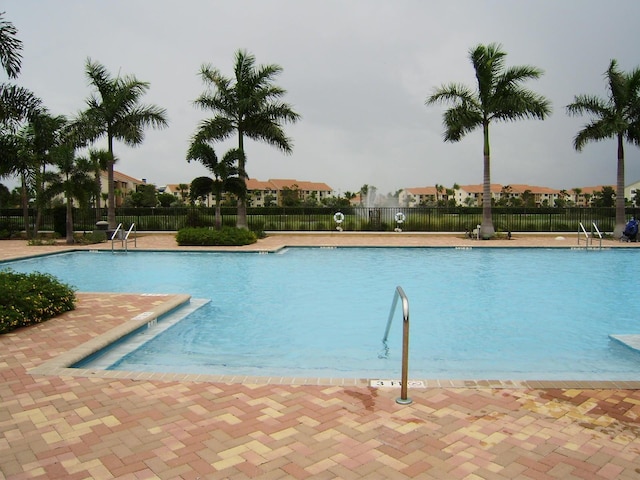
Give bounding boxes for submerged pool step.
[75,298,210,370]
[609,334,640,353]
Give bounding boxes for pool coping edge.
[26,292,640,389]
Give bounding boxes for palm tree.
[193,49,300,228]
[571,187,582,206]
[0,126,36,236]
[566,60,640,237]
[0,12,41,130]
[177,183,189,203]
[187,138,244,229]
[426,43,551,238]
[28,112,68,235]
[0,110,68,237]
[49,142,94,244]
[78,148,112,221]
[77,59,168,228]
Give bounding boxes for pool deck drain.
[3,234,640,479]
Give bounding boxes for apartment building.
[400,184,578,207]
[246,178,333,206]
[156,178,333,207]
[99,170,147,207]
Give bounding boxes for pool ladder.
[578,222,602,249]
[383,286,412,405]
[110,223,137,252]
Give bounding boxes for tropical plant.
[0,12,41,231]
[157,192,176,207]
[0,12,41,130]
[25,112,69,236]
[426,43,551,238]
[187,139,244,228]
[192,49,300,228]
[77,59,168,228]
[177,183,189,202]
[77,148,112,220]
[0,269,75,334]
[123,183,157,208]
[189,176,214,206]
[566,59,640,237]
[49,141,94,244]
[0,122,38,237]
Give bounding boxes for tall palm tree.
[426,43,551,238]
[0,12,41,130]
[77,59,168,228]
[566,59,640,237]
[193,49,300,228]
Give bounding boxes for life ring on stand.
[333,212,345,223]
[394,212,405,223]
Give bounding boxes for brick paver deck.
[2,233,640,479]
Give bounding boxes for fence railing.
[0,206,628,236]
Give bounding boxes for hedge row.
[176,227,258,246]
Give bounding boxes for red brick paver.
[2,234,640,479]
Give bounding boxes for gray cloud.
[4,0,640,195]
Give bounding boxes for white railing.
[591,223,603,249]
[577,222,602,249]
[111,223,136,252]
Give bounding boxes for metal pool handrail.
[110,223,123,252]
[577,222,602,249]
[383,286,412,405]
[591,223,602,249]
[124,223,137,250]
[111,223,137,252]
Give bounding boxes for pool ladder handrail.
[383,286,412,405]
[111,223,137,252]
[577,222,602,249]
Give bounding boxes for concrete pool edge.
[28,293,192,375]
[26,293,640,390]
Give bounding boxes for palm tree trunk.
[480,122,495,239]
[215,193,222,230]
[236,133,248,229]
[65,195,74,244]
[34,163,46,237]
[614,134,626,238]
[95,171,102,222]
[21,174,31,239]
[34,208,41,237]
[107,135,116,229]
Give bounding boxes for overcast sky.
[3,0,640,196]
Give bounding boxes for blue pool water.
[4,247,640,380]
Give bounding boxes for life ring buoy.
[395,212,405,223]
[333,212,345,223]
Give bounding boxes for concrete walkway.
[2,233,640,479]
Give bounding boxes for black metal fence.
[0,206,631,237]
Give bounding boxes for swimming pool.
[4,247,640,380]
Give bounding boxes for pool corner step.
[609,334,640,353]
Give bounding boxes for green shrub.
[184,209,212,228]
[176,227,258,246]
[27,237,58,246]
[0,270,76,334]
[76,231,108,244]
